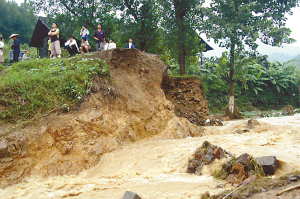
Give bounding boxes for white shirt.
[107,43,116,50]
[103,43,108,50]
[0,41,4,56]
[65,39,79,51]
[129,43,132,48]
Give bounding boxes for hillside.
[0,49,206,187]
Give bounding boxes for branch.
[123,0,139,21]
[276,184,300,196]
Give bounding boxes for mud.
[1,114,300,198]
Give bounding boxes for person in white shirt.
[22,50,30,61]
[103,40,108,50]
[80,37,90,54]
[107,39,117,50]
[65,35,79,56]
[0,36,4,65]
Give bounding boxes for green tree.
[201,0,297,113]
[0,0,37,44]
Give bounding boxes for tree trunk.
[173,0,186,76]
[229,43,235,113]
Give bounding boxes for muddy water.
[1,115,300,199]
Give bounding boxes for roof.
[199,37,213,52]
[29,18,50,48]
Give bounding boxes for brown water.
[1,115,300,199]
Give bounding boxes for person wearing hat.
[9,34,20,62]
[48,22,61,58]
[0,36,4,65]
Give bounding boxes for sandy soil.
[1,114,300,199]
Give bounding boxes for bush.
[0,56,109,122]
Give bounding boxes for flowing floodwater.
[1,114,300,199]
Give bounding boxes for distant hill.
[266,53,294,63]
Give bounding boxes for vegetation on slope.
[0,56,109,122]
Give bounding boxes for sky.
[13,0,300,57]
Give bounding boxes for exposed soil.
[0,49,204,188]
[162,77,210,125]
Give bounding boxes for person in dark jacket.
[9,34,20,62]
[125,38,135,49]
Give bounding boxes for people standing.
[125,38,135,49]
[93,24,105,51]
[0,36,4,65]
[80,37,90,54]
[65,35,79,56]
[48,22,61,58]
[80,24,89,40]
[107,39,117,50]
[9,34,20,62]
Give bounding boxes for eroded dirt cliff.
[0,49,204,187]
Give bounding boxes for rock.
[122,191,142,199]
[187,158,200,173]
[282,105,294,116]
[235,129,243,134]
[0,139,10,158]
[255,156,279,175]
[248,119,259,129]
[237,153,251,165]
[202,154,215,165]
[223,103,244,120]
[288,175,298,182]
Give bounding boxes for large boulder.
[255,156,279,175]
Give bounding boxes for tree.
[201,0,297,113]
[0,0,37,44]
[159,0,203,75]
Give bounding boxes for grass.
[0,55,109,122]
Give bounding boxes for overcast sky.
[13,0,300,57]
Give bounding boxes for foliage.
[200,0,298,111]
[0,56,109,122]
[0,0,37,43]
[198,56,299,112]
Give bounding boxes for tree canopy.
[0,0,37,43]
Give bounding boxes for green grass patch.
[0,55,109,122]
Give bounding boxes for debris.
[122,191,142,199]
[248,119,259,129]
[282,105,294,116]
[276,184,300,196]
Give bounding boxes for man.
[80,24,89,40]
[125,38,135,49]
[0,36,4,65]
[80,37,90,54]
[94,24,105,51]
[9,34,20,62]
[65,35,79,56]
[48,22,61,58]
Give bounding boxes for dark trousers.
[66,45,78,56]
[13,53,19,62]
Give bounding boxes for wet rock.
[122,191,142,199]
[288,175,298,182]
[202,154,215,165]
[235,129,243,134]
[255,156,279,175]
[187,158,200,173]
[223,103,244,119]
[200,191,210,198]
[237,153,251,165]
[248,119,259,129]
[0,139,10,158]
[282,105,294,116]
